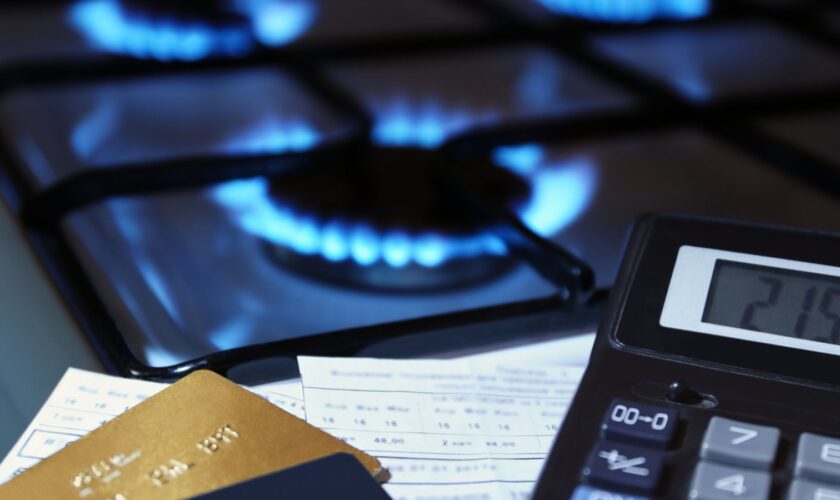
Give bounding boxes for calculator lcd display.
[702,261,840,346]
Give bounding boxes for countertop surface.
[0,201,101,455]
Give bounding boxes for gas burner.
[534,0,709,23]
[68,0,252,61]
[119,0,243,21]
[67,0,316,61]
[219,148,528,291]
[269,148,531,236]
[212,144,598,292]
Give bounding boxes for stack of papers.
[0,355,586,499]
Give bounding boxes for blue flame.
[212,143,596,269]
[371,100,497,149]
[519,157,597,236]
[493,144,545,175]
[224,119,320,155]
[534,0,709,22]
[233,0,317,47]
[212,178,506,268]
[68,0,254,61]
[494,144,597,235]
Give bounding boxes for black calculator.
[534,214,840,500]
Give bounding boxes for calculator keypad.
[688,461,772,500]
[700,417,780,470]
[602,400,679,448]
[576,399,840,499]
[583,441,666,493]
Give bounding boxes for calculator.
[533,214,840,500]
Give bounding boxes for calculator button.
[795,433,840,485]
[700,417,780,469]
[788,479,840,500]
[571,485,650,500]
[689,462,771,500]
[601,399,679,448]
[583,441,665,493]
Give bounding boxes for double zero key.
[602,400,679,449]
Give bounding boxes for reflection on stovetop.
[592,21,840,102]
[0,68,352,188]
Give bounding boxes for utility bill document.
[298,357,584,500]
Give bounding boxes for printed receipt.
[298,357,584,500]
[0,368,304,484]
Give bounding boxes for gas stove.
[2,0,840,382]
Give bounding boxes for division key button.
[700,417,780,470]
[602,399,679,448]
[583,441,664,493]
[796,433,840,485]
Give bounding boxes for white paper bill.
[298,357,584,500]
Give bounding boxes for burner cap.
[121,0,248,25]
[264,147,531,291]
[270,147,530,236]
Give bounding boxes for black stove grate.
[1,0,840,380]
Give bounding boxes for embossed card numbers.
[0,371,386,499]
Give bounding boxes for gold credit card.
[0,370,386,499]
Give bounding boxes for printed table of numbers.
[298,357,583,500]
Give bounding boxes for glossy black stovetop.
[1,0,840,381]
